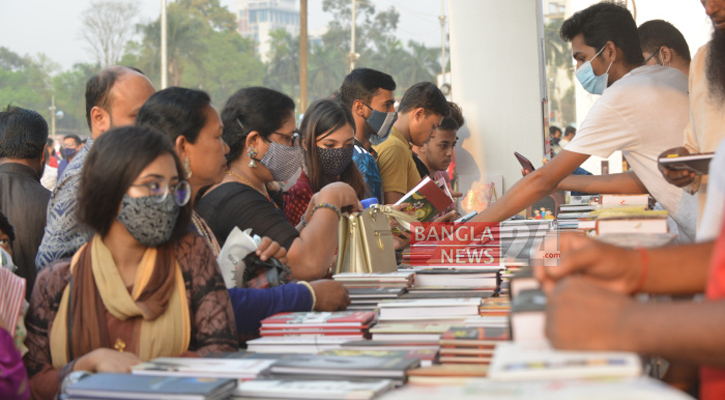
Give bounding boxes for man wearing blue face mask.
[57,135,81,179]
[472,2,697,243]
[340,68,397,203]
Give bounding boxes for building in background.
[235,0,300,62]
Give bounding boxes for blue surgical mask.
[575,45,613,95]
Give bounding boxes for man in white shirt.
[473,2,697,242]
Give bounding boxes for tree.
[79,0,140,67]
[176,0,237,32]
[0,48,56,121]
[265,29,300,100]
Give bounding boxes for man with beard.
[340,68,397,203]
[659,0,725,242]
[35,66,155,268]
[0,106,50,298]
[537,2,725,398]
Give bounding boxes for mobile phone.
[514,152,536,172]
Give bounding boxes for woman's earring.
[247,147,258,168]
[184,157,193,178]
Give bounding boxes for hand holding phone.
[514,152,536,172]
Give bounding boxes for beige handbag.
[335,204,416,274]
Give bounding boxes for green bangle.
[310,203,341,220]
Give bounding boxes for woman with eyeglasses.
[23,127,238,400]
[136,87,351,337]
[281,99,368,226]
[197,87,363,281]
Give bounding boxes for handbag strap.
[369,204,417,231]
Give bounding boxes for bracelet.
[300,213,308,227]
[631,247,649,294]
[298,281,317,311]
[310,203,342,220]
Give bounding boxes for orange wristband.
[632,247,648,294]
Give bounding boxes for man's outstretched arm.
[472,150,590,222]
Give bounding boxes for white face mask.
[575,45,613,95]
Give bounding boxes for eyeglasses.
[269,130,300,147]
[130,177,191,206]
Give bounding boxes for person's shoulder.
[34,259,72,295]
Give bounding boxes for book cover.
[260,311,375,328]
[395,176,454,222]
[271,354,421,378]
[488,341,642,381]
[131,358,274,379]
[440,326,509,343]
[65,373,235,400]
[235,379,393,400]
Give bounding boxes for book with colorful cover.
[395,176,454,222]
[260,311,376,328]
[440,326,510,348]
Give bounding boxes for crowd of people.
[1,0,725,399]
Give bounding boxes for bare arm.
[535,233,712,295]
[557,171,649,194]
[472,150,590,222]
[287,182,363,281]
[547,277,725,367]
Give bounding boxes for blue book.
[64,373,236,400]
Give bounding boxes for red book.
[260,311,376,329]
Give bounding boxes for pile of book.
[402,268,500,299]
[334,272,413,310]
[377,298,483,325]
[259,311,376,339]
[438,326,510,365]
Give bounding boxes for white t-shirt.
[565,65,698,242]
[698,138,725,242]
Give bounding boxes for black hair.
[77,125,191,239]
[397,82,451,118]
[560,3,644,66]
[0,105,48,160]
[0,212,15,244]
[564,126,577,137]
[438,102,464,131]
[549,126,562,137]
[638,20,691,62]
[63,134,82,146]
[136,87,211,145]
[221,87,295,163]
[339,68,397,109]
[300,99,367,199]
[85,66,143,130]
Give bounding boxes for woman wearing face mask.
[282,100,368,226]
[136,87,351,336]
[23,127,238,400]
[197,87,363,282]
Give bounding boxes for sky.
[0,0,447,71]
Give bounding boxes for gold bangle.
[298,281,316,311]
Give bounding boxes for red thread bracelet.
[632,247,648,294]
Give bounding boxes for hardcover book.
[65,373,236,400]
[271,354,421,379]
[395,176,454,222]
[235,379,393,400]
[131,358,274,380]
[260,311,376,328]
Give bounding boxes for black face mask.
[116,194,180,247]
[317,146,354,177]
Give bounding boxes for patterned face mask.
[258,141,303,182]
[116,194,180,247]
[317,146,354,177]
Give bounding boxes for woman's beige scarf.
[50,235,190,368]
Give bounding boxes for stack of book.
[369,322,451,344]
[259,311,376,339]
[402,269,500,299]
[556,203,597,231]
[245,336,352,354]
[438,326,510,365]
[333,272,414,310]
[320,348,438,368]
[377,298,483,325]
